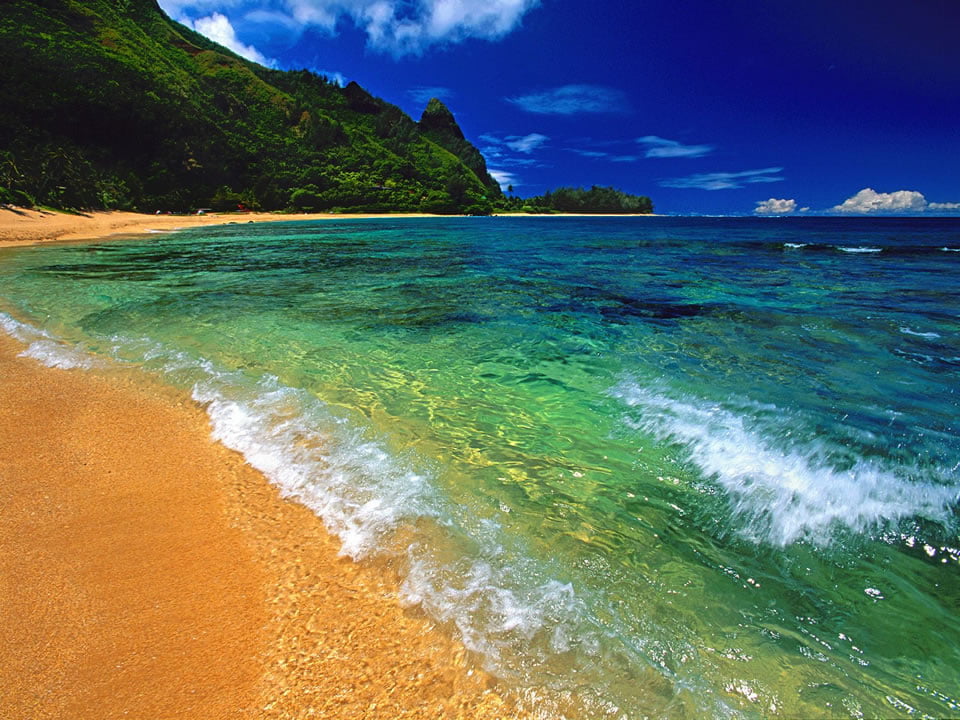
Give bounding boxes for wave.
[774,242,960,256]
[899,326,942,339]
[611,379,959,547]
[1,310,730,718]
[0,312,100,370]
[837,246,882,253]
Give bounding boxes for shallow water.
[2,216,958,717]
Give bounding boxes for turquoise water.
[2,216,959,717]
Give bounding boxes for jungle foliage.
[0,0,500,213]
[506,185,654,215]
[0,0,652,215]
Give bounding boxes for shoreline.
[0,205,659,248]
[0,207,444,248]
[0,214,523,717]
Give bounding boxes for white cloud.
[637,135,713,159]
[488,169,519,190]
[507,85,627,115]
[183,12,275,65]
[504,133,548,153]
[661,168,784,191]
[316,69,347,86]
[159,0,243,15]
[481,133,547,163]
[832,188,926,213]
[161,0,539,55]
[830,188,960,214]
[568,149,608,158]
[409,86,455,105]
[754,198,797,214]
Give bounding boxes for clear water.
[2,216,959,718]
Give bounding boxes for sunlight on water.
[2,216,959,718]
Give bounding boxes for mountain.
[0,0,502,214]
[418,98,501,199]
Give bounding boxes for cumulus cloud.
[186,12,275,65]
[508,85,628,115]
[829,188,960,214]
[637,135,713,159]
[831,188,927,214]
[754,198,797,214]
[162,0,539,55]
[661,168,784,191]
[159,0,244,15]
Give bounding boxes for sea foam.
[0,314,628,712]
[837,246,883,254]
[612,379,959,546]
[0,312,99,369]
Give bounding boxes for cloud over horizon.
[507,85,628,115]
[831,188,960,214]
[661,168,784,191]
[160,0,539,55]
[754,197,797,214]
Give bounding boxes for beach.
[0,207,442,248]
[0,209,518,719]
[4,209,959,717]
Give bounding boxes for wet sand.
[0,215,522,718]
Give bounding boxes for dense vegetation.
[506,185,653,214]
[0,0,651,215]
[0,0,499,213]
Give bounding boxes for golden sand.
[0,210,523,719]
[0,207,439,248]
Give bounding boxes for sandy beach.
[0,209,521,719]
[0,207,441,248]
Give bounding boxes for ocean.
[1,216,958,718]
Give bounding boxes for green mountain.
[0,0,502,213]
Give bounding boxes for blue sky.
[157,0,960,215]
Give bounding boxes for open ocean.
[2,216,958,718]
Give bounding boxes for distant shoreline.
[0,206,658,248]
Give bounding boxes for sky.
[157,0,960,216]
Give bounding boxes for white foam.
[191,372,438,560]
[612,380,959,546]
[182,358,634,699]
[783,242,808,249]
[900,327,942,339]
[838,246,882,253]
[0,313,737,716]
[941,247,960,252]
[0,312,99,369]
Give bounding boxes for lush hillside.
[0,0,501,213]
[516,185,654,214]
